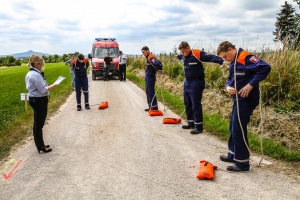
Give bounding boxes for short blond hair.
[27,54,44,67]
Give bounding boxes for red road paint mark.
[3,160,22,180]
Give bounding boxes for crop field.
[0,63,72,159]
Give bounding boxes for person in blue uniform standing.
[72,53,90,111]
[176,41,225,134]
[25,54,58,153]
[217,41,271,172]
[141,46,163,111]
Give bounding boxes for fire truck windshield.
[93,48,118,58]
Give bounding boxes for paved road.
[1,75,300,200]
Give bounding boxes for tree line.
[0,52,80,67]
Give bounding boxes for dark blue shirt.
[177,50,224,80]
[226,48,271,100]
[145,54,162,78]
[73,59,89,76]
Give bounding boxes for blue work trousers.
[70,69,75,88]
[227,99,259,169]
[145,76,158,110]
[75,75,89,108]
[184,79,205,129]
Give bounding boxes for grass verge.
[0,63,73,160]
[127,71,300,162]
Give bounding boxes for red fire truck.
[88,38,119,80]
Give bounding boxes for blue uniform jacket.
[226,48,271,100]
[177,50,224,80]
[72,58,89,76]
[145,54,162,78]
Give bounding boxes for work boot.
[220,155,234,163]
[182,125,194,129]
[190,128,203,134]
[226,165,251,172]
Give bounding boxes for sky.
[0,0,300,55]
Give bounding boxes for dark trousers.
[145,76,158,110]
[29,96,48,149]
[184,80,205,129]
[119,64,126,81]
[227,99,259,169]
[103,66,109,79]
[75,75,89,108]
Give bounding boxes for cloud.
[163,5,192,15]
[0,0,299,55]
[11,1,36,13]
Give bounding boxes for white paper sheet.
[53,76,66,85]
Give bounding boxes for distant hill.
[0,50,50,58]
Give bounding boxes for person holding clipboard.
[25,54,59,153]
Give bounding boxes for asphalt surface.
[1,75,300,200]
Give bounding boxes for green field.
[0,63,73,159]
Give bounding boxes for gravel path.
[1,75,300,200]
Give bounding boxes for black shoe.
[85,107,90,110]
[145,108,149,112]
[190,128,203,134]
[77,108,82,111]
[38,147,52,153]
[45,145,50,148]
[182,125,194,129]
[220,155,234,163]
[226,165,251,172]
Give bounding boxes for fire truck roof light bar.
[95,38,116,41]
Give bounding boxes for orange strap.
[191,49,201,59]
[237,50,251,65]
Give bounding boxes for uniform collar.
[184,50,193,58]
[29,67,41,73]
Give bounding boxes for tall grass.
[0,63,73,160]
[128,48,300,113]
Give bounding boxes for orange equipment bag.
[98,102,108,109]
[148,109,163,116]
[196,160,217,180]
[162,118,182,124]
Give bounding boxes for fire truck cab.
[88,38,119,80]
